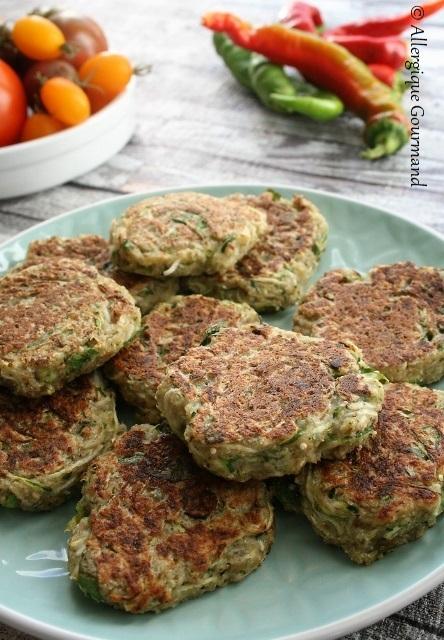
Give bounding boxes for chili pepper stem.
[363,116,410,159]
[362,139,400,160]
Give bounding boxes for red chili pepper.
[368,64,397,87]
[368,65,406,103]
[278,2,323,33]
[327,0,444,37]
[324,33,407,69]
[202,12,410,159]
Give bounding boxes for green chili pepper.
[247,53,296,107]
[213,33,344,122]
[213,32,252,89]
[249,54,344,121]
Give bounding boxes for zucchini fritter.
[186,191,328,312]
[157,324,385,481]
[109,191,268,277]
[0,372,120,511]
[294,263,444,384]
[0,258,141,397]
[300,383,444,564]
[67,424,274,613]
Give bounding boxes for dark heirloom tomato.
[0,59,27,146]
[50,10,108,68]
[23,59,78,108]
[0,23,31,74]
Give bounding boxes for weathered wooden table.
[0,1,443,639]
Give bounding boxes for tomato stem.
[133,63,152,76]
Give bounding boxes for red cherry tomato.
[23,60,78,108]
[0,59,27,146]
[49,10,108,69]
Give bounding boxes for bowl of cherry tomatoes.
[0,8,141,198]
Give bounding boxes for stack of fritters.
[184,191,328,312]
[2,189,442,615]
[4,189,327,612]
[285,261,444,563]
[0,258,140,510]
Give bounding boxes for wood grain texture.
[0,1,443,639]
[0,0,443,234]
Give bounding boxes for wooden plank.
[0,0,443,229]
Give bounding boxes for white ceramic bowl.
[0,77,136,199]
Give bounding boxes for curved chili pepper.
[214,33,343,121]
[202,12,410,159]
[327,0,444,37]
[325,33,407,69]
[368,63,397,86]
[213,31,252,88]
[248,53,344,121]
[367,64,406,104]
[278,2,323,33]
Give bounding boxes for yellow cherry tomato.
[40,77,91,126]
[12,16,65,61]
[79,52,132,103]
[21,113,64,142]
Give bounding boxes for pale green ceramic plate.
[0,184,443,640]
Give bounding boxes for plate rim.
[0,182,442,253]
[1,563,444,640]
[0,182,443,640]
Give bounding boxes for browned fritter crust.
[165,327,353,442]
[109,192,268,277]
[294,262,444,383]
[26,235,111,270]
[157,324,385,481]
[186,192,328,311]
[226,192,323,278]
[24,235,179,315]
[0,260,128,355]
[0,258,140,396]
[0,372,119,510]
[300,383,444,564]
[68,425,274,613]
[1,376,98,478]
[104,295,259,422]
